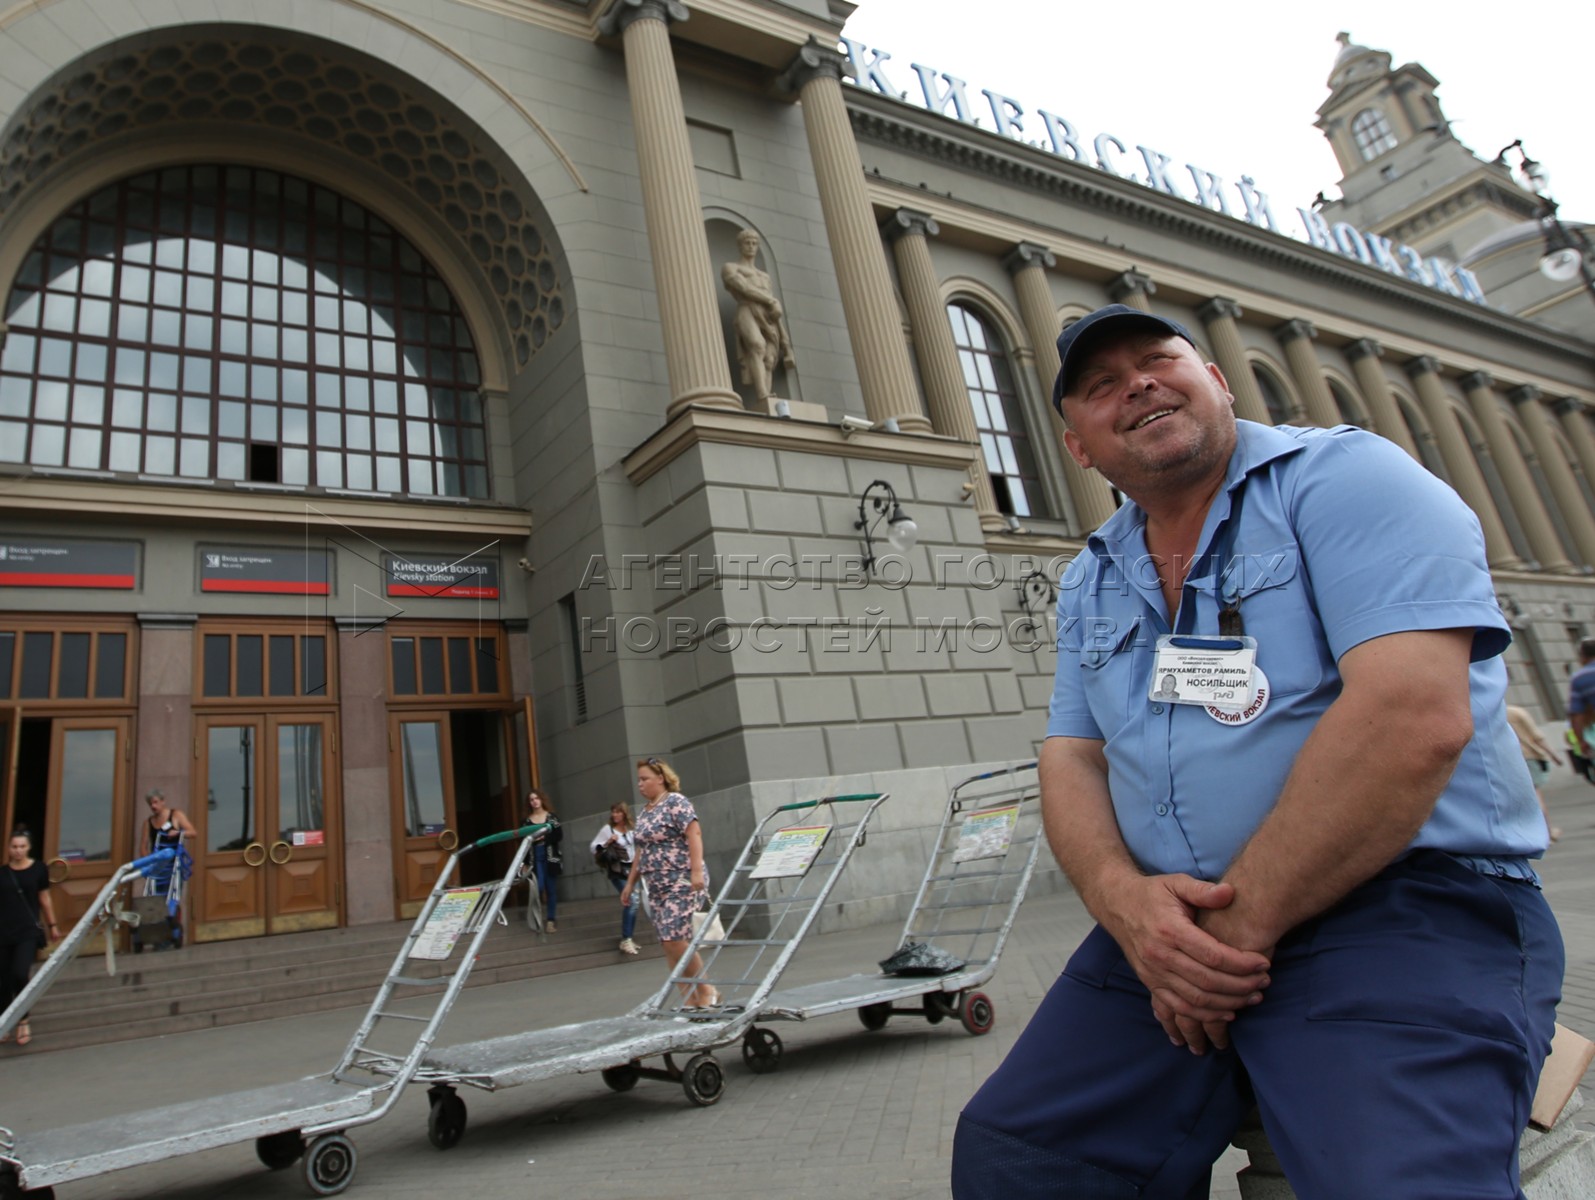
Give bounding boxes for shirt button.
[1151,704,1164,715]
[1155,804,1169,816]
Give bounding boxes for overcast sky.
[839,1,1594,251]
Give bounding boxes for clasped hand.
[1103,873,1272,1057]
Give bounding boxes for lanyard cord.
[1173,483,1246,638]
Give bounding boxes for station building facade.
[1,0,1591,939]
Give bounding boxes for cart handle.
[956,762,1039,784]
[467,821,551,851]
[777,792,883,811]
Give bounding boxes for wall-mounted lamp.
[1016,568,1057,624]
[855,480,918,573]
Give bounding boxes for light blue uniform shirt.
[1047,421,1547,881]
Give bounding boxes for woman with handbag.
[2,827,59,1046]
[590,802,640,955]
[526,789,563,932]
[621,758,718,1009]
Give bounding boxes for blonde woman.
[620,758,717,1007]
[590,801,639,954]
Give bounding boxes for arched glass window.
[1327,380,1363,426]
[1351,108,1398,162]
[1,165,488,497]
[1251,365,1293,425]
[948,302,1045,518]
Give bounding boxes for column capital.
[1508,383,1543,406]
[1344,337,1383,363]
[1198,296,1243,324]
[1553,396,1591,417]
[1458,370,1493,394]
[1403,354,1442,380]
[1108,268,1156,303]
[597,0,687,37]
[1004,242,1056,275]
[1276,318,1317,343]
[882,207,939,243]
[777,35,847,93]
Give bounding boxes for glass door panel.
[193,718,266,941]
[45,718,130,932]
[391,712,455,916]
[267,717,338,932]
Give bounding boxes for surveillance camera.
[838,415,874,438]
[518,557,534,573]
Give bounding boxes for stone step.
[10,896,654,1057]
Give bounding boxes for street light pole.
[1493,140,1595,311]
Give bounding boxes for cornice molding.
[622,406,979,484]
[0,476,535,538]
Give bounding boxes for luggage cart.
[0,822,548,1199]
[400,791,889,1145]
[132,843,193,952]
[743,764,1041,1070]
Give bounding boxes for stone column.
[1404,357,1520,569]
[1461,371,1569,573]
[1107,269,1155,313]
[884,209,1001,531]
[1554,397,1595,493]
[600,0,741,416]
[1276,320,1340,426]
[781,39,929,431]
[1007,242,1118,531]
[1511,384,1595,569]
[1345,339,1419,458]
[1197,298,1270,425]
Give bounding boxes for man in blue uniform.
[951,305,1563,1199]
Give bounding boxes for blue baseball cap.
[1051,304,1196,413]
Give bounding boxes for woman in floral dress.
[621,758,718,1008]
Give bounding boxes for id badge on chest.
[1149,636,1257,708]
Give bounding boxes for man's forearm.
[1212,632,1473,951]
[1039,737,1142,924]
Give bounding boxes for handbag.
[594,833,628,875]
[690,892,726,943]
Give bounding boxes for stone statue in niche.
[721,228,795,403]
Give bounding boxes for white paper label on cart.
[750,826,831,879]
[409,887,484,960]
[954,805,1020,863]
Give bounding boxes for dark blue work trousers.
[953,852,1564,1200]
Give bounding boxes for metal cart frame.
[399,792,890,1143]
[743,763,1042,1070]
[0,822,548,1199]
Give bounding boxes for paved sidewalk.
[8,766,1595,1199]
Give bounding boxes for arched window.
[947,302,1046,518]
[1,166,488,497]
[1351,108,1398,162]
[1251,364,1293,425]
[1327,380,1364,426]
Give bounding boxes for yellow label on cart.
[954,805,1019,863]
[409,887,484,960]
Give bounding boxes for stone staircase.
[9,895,656,1057]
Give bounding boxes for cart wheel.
[427,1090,468,1150]
[961,991,996,1036]
[858,1002,892,1031]
[681,1052,725,1107]
[922,994,949,1024]
[0,1167,18,1200]
[301,1132,357,1197]
[257,1129,305,1170]
[741,1027,783,1074]
[601,1061,640,1092]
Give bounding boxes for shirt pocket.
[1079,619,1147,735]
[1226,542,1325,697]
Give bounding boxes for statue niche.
[721,228,795,404]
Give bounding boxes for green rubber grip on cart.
[777,792,882,811]
[470,821,550,850]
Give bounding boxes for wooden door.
[44,716,130,930]
[0,706,18,843]
[194,716,266,941]
[265,715,339,933]
[390,711,457,917]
